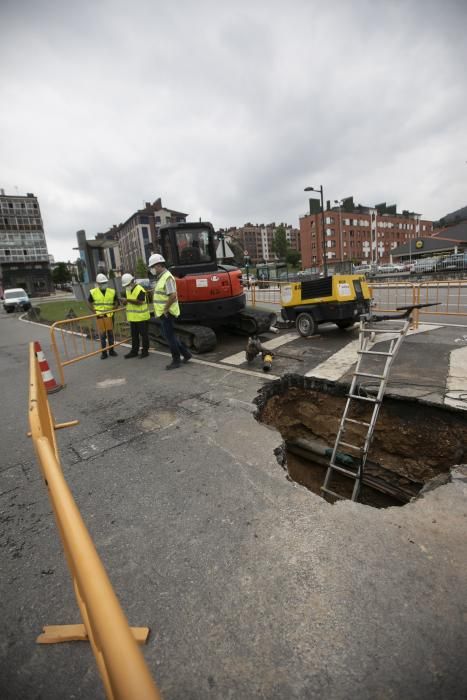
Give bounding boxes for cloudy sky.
[1,0,466,262]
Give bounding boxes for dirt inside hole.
[255,375,465,508]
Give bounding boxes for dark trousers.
[160,314,190,361]
[100,329,115,351]
[130,320,149,354]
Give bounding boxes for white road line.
[305,323,440,380]
[222,332,299,366]
[445,345,467,411]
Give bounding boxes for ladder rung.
[320,487,346,500]
[355,371,386,379]
[357,350,392,356]
[347,393,380,403]
[337,440,364,452]
[329,463,359,478]
[361,327,402,334]
[344,418,370,427]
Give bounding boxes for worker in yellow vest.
[88,273,119,359]
[120,274,150,358]
[148,253,192,370]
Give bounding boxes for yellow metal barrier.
[50,308,130,387]
[418,280,467,321]
[28,343,161,700]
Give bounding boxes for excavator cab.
[159,222,218,277]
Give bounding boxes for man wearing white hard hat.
[148,253,192,369]
[88,273,119,359]
[120,273,150,359]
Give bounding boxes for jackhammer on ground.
[245,336,274,372]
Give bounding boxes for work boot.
[109,349,118,357]
[101,351,108,359]
[166,360,181,370]
[183,352,192,363]
[124,351,138,359]
[139,351,149,359]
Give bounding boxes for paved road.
[1,310,467,699]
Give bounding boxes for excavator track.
[148,307,277,354]
[220,307,277,336]
[148,318,217,354]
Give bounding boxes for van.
[2,288,31,313]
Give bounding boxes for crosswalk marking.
[222,332,299,366]
[305,323,439,380]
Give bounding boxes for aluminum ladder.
[321,312,412,502]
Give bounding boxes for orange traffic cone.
[34,341,62,394]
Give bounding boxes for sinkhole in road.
[254,375,466,508]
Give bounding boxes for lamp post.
[334,199,344,263]
[304,185,328,276]
[244,251,250,289]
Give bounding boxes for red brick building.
[299,197,433,270]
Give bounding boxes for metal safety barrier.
[28,343,161,700]
[246,279,467,330]
[50,308,130,387]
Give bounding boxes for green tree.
[286,248,301,268]
[272,224,288,260]
[135,257,148,278]
[52,262,72,285]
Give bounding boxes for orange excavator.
[148,221,276,352]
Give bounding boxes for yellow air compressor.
[280,274,372,337]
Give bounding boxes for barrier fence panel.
[418,280,467,322]
[28,343,161,700]
[245,279,467,329]
[50,308,130,387]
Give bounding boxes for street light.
[334,199,344,263]
[304,185,328,276]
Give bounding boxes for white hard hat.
[121,273,134,287]
[96,273,108,284]
[148,253,165,267]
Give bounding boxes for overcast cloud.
[1,0,466,262]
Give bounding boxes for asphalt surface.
[1,308,467,699]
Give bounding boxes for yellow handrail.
[28,343,161,699]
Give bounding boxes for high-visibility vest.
[90,287,116,317]
[125,284,150,322]
[153,270,180,318]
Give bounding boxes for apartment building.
[116,197,187,274]
[0,190,53,295]
[299,197,433,270]
[226,222,300,264]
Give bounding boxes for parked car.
[410,257,439,274]
[2,287,31,313]
[377,264,405,274]
[353,264,373,275]
[435,253,467,271]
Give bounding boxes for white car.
[2,287,31,313]
[377,264,405,274]
[353,264,373,274]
